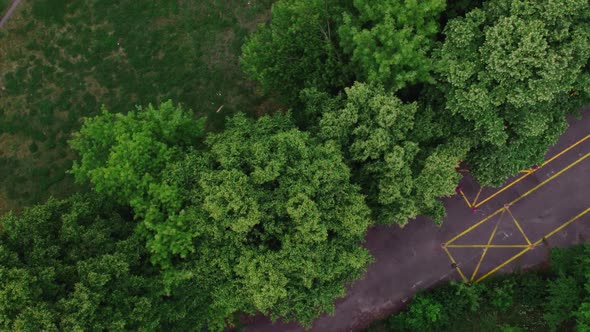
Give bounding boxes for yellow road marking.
[471,134,590,208]
[472,188,483,206]
[506,207,531,246]
[446,145,590,284]
[459,189,472,208]
[446,208,504,245]
[447,244,529,248]
[531,208,590,246]
[470,210,504,281]
[475,208,589,283]
[474,171,531,208]
[542,134,590,166]
[475,247,530,283]
[450,152,589,246]
[506,152,590,208]
[443,246,468,283]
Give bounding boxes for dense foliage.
[69,101,206,206]
[69,102,372,328]
[338,0,446,90]
[369,243,590,332]
[1,0,589,330]
[435,0,590,185]
[317,83,468,224]
[0,194,210,331]
[241,0,353,103]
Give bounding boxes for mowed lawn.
[0,0,272,213]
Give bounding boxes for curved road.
[1,3,588,331]
[244,108,590,332]
[0,0,21,29]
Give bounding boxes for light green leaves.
[339,0,446,90]
[69,100,205,209]
[319,83,467,225]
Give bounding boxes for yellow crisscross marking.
[446,149,590,283]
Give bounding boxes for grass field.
[0,0,9,16]
[0,0,273,213]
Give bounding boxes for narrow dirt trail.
[0,0,22,29]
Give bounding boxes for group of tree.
[241,0,590,185]
[1,0,589,330]
[368,243,590,331]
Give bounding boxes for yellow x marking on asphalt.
[445,150,590,283]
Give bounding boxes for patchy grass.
[0,0,9,15]
[0,0,273,213]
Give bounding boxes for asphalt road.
[244,107,590,332]
[0,0,20,29]
[1,4,588,331]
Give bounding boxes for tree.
[435,0,590,185]
[69,100,205,207]
[240,0,353,104]
[544,275,581,331]
[389,296,447,331]
[70,108,373,329]
[338,0,446,90]
[575,244,590,331]
[318,82,469,225]
[0,194,211,331]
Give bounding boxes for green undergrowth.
[366,243,590,332]
[0,0,273,212]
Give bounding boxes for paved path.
[0,0,21,29]
[244,108,590,332]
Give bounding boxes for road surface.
[244,107,590,332]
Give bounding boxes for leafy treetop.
[338,0,446,90]
[318,83,469,225]
[435,0,590,185]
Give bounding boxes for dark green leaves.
[436,0,590,185]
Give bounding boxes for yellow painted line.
[472,188,483,206]
[443,246,468,283]
[447,244,529,248]
[447,151,590,283]
[542,134,590,166]
[446,208,504,245]
[474,134,590,208]
[476,208,589,283]
[470,210,504,281]
[459,189,472,208]
[474,172,533,208]
[532,208,590,246]
[506,152,590,208]
[449,152,588,246]
[475,247,530,283]
[506,208,531,245]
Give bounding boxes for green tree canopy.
[318,83,469,225]
[338,0,446,90]
[435,0,590,185]
[69,100,205,206]
[240,0,353,104]
[70,106,372,329]
[0,194,212,331]
[143,113,372,328]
